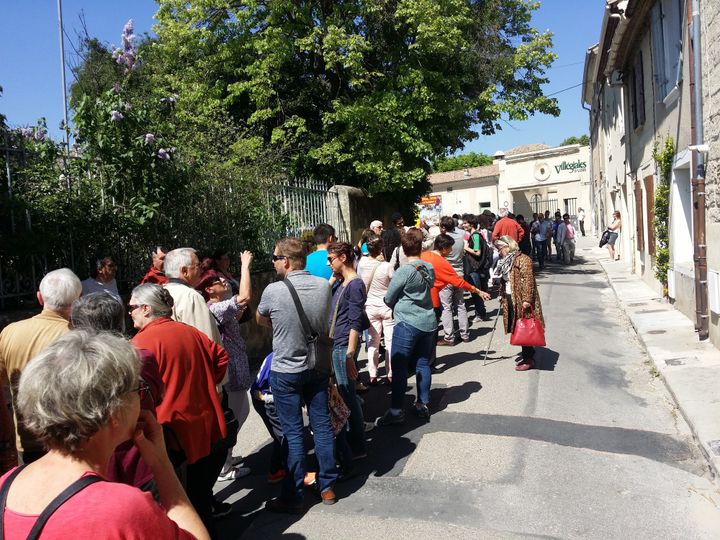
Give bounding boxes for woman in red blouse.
[129,283,228,537]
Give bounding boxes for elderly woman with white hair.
[494,235,545,371]
[0,331,208,539]
[129,283,229,534]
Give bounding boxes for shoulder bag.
[284,279,344,374]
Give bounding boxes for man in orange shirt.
[491,208,525,243]
[421,235,491,346]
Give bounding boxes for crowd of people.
[0,208,558,537]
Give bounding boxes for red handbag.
[510,306,546,347]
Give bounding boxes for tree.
[432,152,493,172]
[560,134,590,146]
[152,0,560,194]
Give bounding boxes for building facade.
[584,0,719,346]
[427,144,591,222]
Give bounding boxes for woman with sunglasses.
[494,236,545,371]
[326,242,368,460]
[195,251,254,482]
[129,284,228,537]
[0,331,208,540]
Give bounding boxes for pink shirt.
[566,224,576,240]
[0,469,195,539]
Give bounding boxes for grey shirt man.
[257,270,332,374]
[445,228,466,277]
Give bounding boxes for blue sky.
[0,1,605,155]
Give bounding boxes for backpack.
[465,231,492,274]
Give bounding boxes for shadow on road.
[535,347,559,371]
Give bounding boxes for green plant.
[652,136,674,289]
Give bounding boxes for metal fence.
[0,168,344,307]
[274,178,347,241]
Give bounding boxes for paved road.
[217,237,720,539]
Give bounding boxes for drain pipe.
[688,0,708,340]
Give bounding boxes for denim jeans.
[251,396,285,473]
[468,270,487,318]
[332,346,367,455]
[534,239,546,268]
[269,369,337,501]
[391,321,435,408]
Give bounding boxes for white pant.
[440,284,469,341]
[366,303,395,378]
[223,388,250,470]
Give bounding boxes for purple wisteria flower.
[110,110,124,122]
[19,127,33,138]
[144,133,155,144]
[33,129,46,141]
[157,148,171,160]
[114,20,138,73]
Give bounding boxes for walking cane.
[482,304,502,366]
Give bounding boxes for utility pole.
[57,0,69,151]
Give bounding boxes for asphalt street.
[216,236,720,539]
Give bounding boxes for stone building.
[583,0,719,347]
[426,144,590,221]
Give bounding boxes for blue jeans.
[534,239,546,267]
[269,369,337,501]
[390,321,435,409]
[468,270,487,317]
[332,346,367,455]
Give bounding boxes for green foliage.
[560,134,589,146]
[652,136,675,288]
[1,24,292,285]
[153,0,560,193]
[432,152,493,172]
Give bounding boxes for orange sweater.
[132,317,228,464]
[420,251,475,308]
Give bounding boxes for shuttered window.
[635,181,645,252]
[631,52,646,129]
[644,175,656,255]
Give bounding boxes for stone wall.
[239,270,276,365]
[701,0,720,348]
[702,0,720,224]
[330,185,407,244]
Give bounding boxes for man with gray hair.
[163,247,222,345]
[0,268,81,463]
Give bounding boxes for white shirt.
[81,277,121,302]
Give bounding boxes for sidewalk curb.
[595,252,720,481]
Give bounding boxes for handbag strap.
[0,465,103,540]
[364,261,381,293]
[329,279,356,338]
[283,279,318,340]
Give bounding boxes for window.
[630,52,646,129]
[563,198,577,216]
[651,0,683,100]
[478,202,491,209]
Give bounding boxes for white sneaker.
[217,466,251,482]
